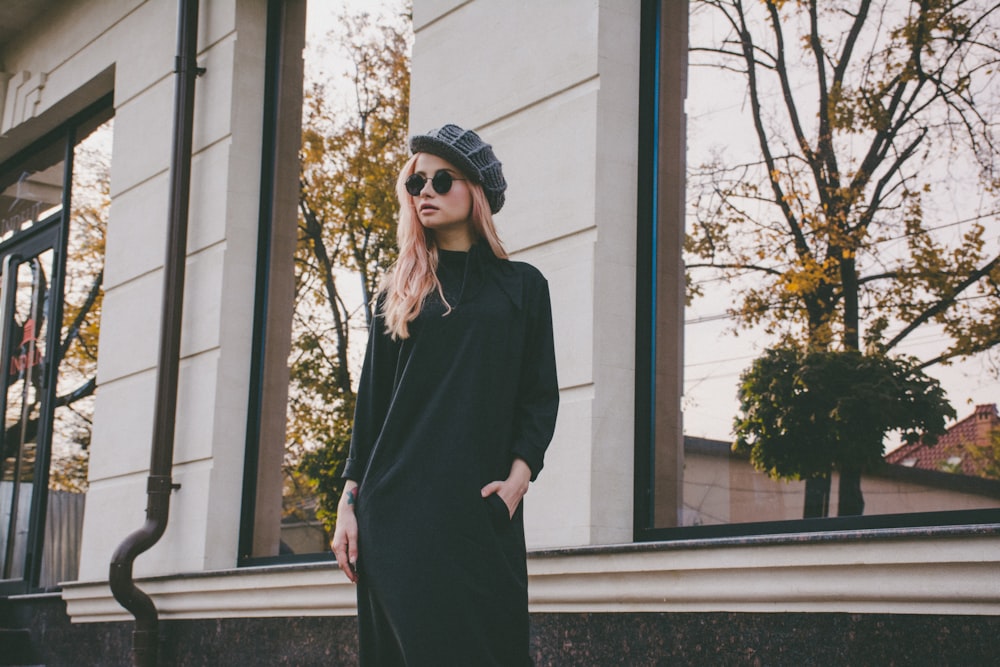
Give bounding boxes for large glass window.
[241,0,412,563]
[638,0,1000,538]
[0,100,110,592]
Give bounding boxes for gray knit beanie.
[409,124,507,214]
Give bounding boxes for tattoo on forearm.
[346,488,357,506]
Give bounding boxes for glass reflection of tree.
[734,347,955,518]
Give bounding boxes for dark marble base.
[530,611,1000,667]
[4,595,999,666]
[0,596,360,667]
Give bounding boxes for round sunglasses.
[404,170,466,197]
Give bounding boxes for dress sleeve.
[343,303,399,482]
[510,275,559,481]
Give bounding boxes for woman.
[332,124,559,666]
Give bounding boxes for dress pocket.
[485,493,511,529]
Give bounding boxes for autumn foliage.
[285,9,412,534]
[688,0,1000,516]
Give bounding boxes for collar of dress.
[466,241,524,311]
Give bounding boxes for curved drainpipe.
[109,1,201,665]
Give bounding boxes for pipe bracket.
[146,475,180,495]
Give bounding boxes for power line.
[684,312,733,325]
[686,353,758,369]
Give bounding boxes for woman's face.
[409,153,474,236]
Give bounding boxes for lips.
[419,203,438,214]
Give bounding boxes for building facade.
[1,1,999,665]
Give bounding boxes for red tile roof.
[885,404,999,476]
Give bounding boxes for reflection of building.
[0,167,64,237]
[2,2,999,665]
[887,404,1000,477]
[686,436,1000,527]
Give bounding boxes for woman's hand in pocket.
[480,458,532,518]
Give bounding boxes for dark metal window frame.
[632,0,1000,543]
[238,0,330,568]
[633,0,660,540]
[0,213,68,595]
[239,0,288,567]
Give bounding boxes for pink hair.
[381,153,508,339]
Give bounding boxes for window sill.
[61,527,1000,622]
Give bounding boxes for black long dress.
[343,242,559,666]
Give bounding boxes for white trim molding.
[61,529,1000,623]
[63,562,355,623]
[529,529,1000,615]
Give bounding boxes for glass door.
[0,215,66,594]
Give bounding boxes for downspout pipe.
[109,1,201,665]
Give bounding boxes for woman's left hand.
[481,458,532,518]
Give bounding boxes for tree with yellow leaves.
[689,0,1000,516]
[286,9,411,535]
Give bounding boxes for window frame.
[238,0,323,567]
[0,93,113,593]
[632,0,1000,543]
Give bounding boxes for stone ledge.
[61,530,1000,622]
